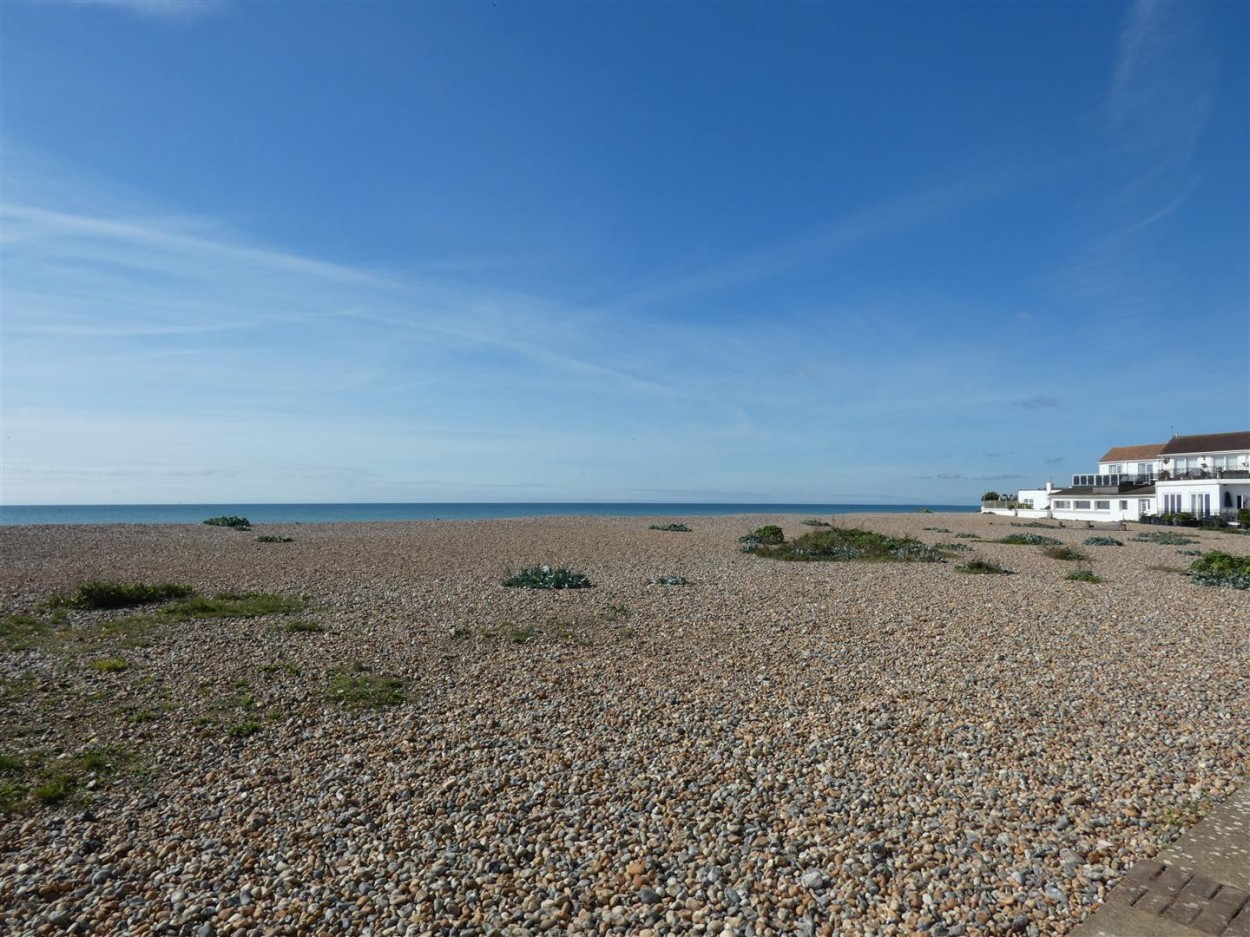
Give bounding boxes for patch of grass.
[955,559,1012,575]
[284,619,324,633]
[50,581,194,610]
[327,672,406,708]
[1043,545,1087,561]
[1186,551,1250,590]
[935,542,972,553]
[649,523,691,532]
[649,574,690,585]
[1011,521,1059,529]
[89,657,128,673]
[1,614,54,651]
[1177,549,1203,556]
[510,626,538,644]
[954,532,981,539]
[204,515,251,530]
[923,527,951,533]
[160,591,307,621]
[502,565,593,589]
[1066,569,1103,583]
[607,604,630,620]
[755,526,947,563]
[1084,536,1123,547]
[999,534,1063,546]
[801,519,832,527]
[1132,531,1198,545]
[1,746,133,814]
[256,534,294,543]
[226,721,262,739]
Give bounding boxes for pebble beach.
[0,512,1246,937]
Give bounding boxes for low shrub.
[955,559,1012,575]
[801,519,832,527]
[1132,531,1198,546]
[1043,545,1086,561]
[923,527,951,533]
[739,526,784,546]
[999,534,1063,546]
[284,620,324,633]
[936,542,972,553]
[203,516,251,530]
[226,721,262,739]
[52,581,194,610]
[90,657,128,673]
[1084,536,1123,547]
[649,575,690,585]
[1066,569,1103,583]
[755,527,947,564]
[160,592,306,621]
[954,532,980,539]
[256,535,294,543]
[1011,521,1059,529]
[1186,551,1250,590]
[502,565,593,589]
[648,523,691,532]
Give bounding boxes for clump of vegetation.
[159,592,307,622]
[1186,551,1250,590]
[738,525,785,552]
[327,670,406,707]
[981,491,1001,502]
[754,526,947,563]
[1011,521,1059,529]
[915,507,934,514]
[649,574,690,585]
[0,746,132,815]
[801,519,832,527]
[955,532,981,539]
[90,657,128,672]
[502,565,593,589]
[256,534,294,543]
[509,626,538,644]
[203,516,252,530]
[226,721,262,739]
[1132,531,1198,545]
[1043,545,1087,561]
[1084,536,1123,547]
[1066,569,1103,583]
[1178,549,1203,556]
[923,527,951,533]
[284,619,324,633]
[649,523,691,532]
[50,581,194,610]
[999,533,1063,546]
[936,542,972,553]
[955,559,1012,575]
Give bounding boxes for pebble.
[1,513,1246,937]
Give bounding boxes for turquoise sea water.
[0,502,976,526]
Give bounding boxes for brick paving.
[1073,785,1250,937]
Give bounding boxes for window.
[1119,501,1128,510]
[1108,464,1122,474]
[1074,500,1091,509]
[1095,500,1110,510]
[1054,500,1070,509]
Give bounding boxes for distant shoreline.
[0,502,979,526]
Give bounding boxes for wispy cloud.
[69,0,226,21]
[1016,395,1059,410]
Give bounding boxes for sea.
[0,502,976,526]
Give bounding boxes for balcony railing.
[1157,469,1250,481]
[1071,473,1154,488]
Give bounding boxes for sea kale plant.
[1185,551,1250,590]
[999,533,1063,546]
[753,526,946,563]
[203,516,252,530]
[502,565,593,589]
[1084,536,1123,547]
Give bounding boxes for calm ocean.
[0,502,975,526]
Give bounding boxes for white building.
[986,431,1250,525]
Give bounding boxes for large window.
[1054,500,1070,509]
[1074,500,1091,509]
[1095,500,1110,510]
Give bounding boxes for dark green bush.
[755,527,946,563]
[1066,569,1103,583]
[1043,545,1086,561]
[801,519,832,527]
[1186,552,1250,589]
[53,581,194,610]
[502,565,593,589]
[740,525,784,545]
[204,516,251,530]
[648,523,691,532]
[256,535,294,543]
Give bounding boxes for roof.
[1159,431,1250,456]
[1099,443,1165,463]
[1052,485,1156,497]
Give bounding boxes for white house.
[986,431,1250,525]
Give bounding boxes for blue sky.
[2,0,1247,505]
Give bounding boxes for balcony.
[1070,473,1154,490]
[1157,469,1250,482]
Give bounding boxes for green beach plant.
[955,559,1012,575]
[999,534,1063,546]
[1185,551,1250,589]
[1043,545,1086,561]
[502,565,593,589]
[1066,568,1103,583]
[648,523,691,532]
[753,526,946,563]
[1084,536,1123,547]
[50,581,194,610]
[203,516,252,530]
[256,534,294,543]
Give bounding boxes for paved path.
[1071,784,1250,936]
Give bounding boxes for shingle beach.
[1,513,1246,936]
